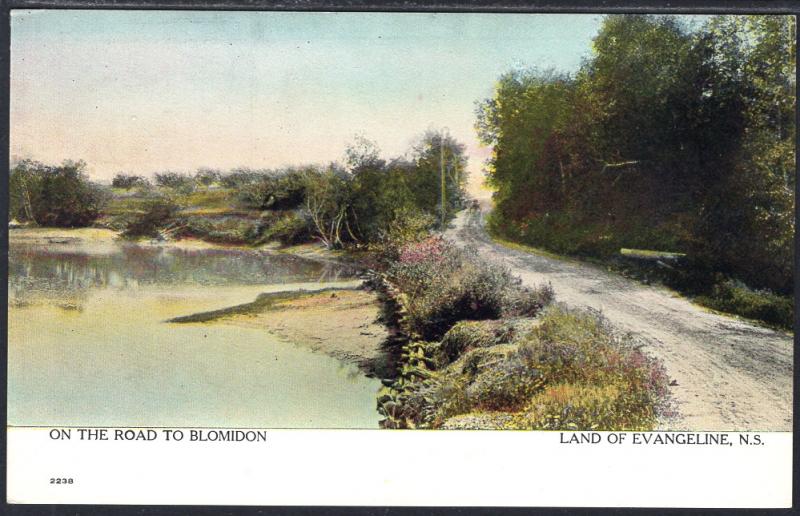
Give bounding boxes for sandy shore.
[169,287,390,377]
[9,226,343,255]
[9,226,247,251]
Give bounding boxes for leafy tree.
[303,165,354,249]
[10,159,108,227]
[476,14,795,292]
[407,130,468,226]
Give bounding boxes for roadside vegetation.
[477,14,795,329]
[371,235,671,430]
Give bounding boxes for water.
[8,240,381,428]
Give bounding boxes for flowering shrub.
[397,236,450,265]
[394,305,671,430]
[377,235,668,431]
[387,240,527,340]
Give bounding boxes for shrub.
[238,170,308,210]
[464,354,545,411]
[367,210,438,265]
[194,168,222,187]
[512,382,653,430]
[177,216,261,245]
[10,160,108,227]
[112,173,150,189]
[697,279,794,329]
[387,238,551,340]
[438,320,515,364]
[154,172,196,193]
[260,210,313,245]
[502,283,555,317]
[121,198,180,239]
[400,306,670,430]
[219,168,263,188]
[407,253,516,339]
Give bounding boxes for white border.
[7,427,793,507]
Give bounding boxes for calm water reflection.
[9,244,357,302]
[8,241,380,428]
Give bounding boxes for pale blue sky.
[11,10,605,184]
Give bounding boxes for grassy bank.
[489,223,793,331]
[370,236,672,430]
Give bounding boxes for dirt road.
[446,208,793,431]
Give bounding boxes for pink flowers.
[398,236,449,265]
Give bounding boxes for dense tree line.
[477,15,795,294]
[11,131,468,250]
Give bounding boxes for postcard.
[5,8,794,507]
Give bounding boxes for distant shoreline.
[8,226,349,264]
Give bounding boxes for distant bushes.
[175,216,259,244]
[121,198,179,239]
[194,168,222,187]
[219,168,262,189]
[27,128,469,251]
[9,160,108,227]
[154,172,196,193]
[112,173,150,190]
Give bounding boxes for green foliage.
[112,173,150,189]
[10,159,108,227]
[406,131,469,225]
[194,168,222,187]
[696,279,794,329]
[477,14,795,294]
[154,172,196,194]
[237,169,308,211]
[302,165,354,249]
[439,320,516,364]
[25,129,469,251]
[175,216,261,245]
[219,168,263,188]
[121,198,179,239]
[259,210,313,246]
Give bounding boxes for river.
[8,238,382,428]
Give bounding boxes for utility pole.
[19,171,35,223]
[440,128,446,229]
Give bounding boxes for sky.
[10,10,605,190]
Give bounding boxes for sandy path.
[446,208,793,431]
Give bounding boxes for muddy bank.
[169,286,391,377]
